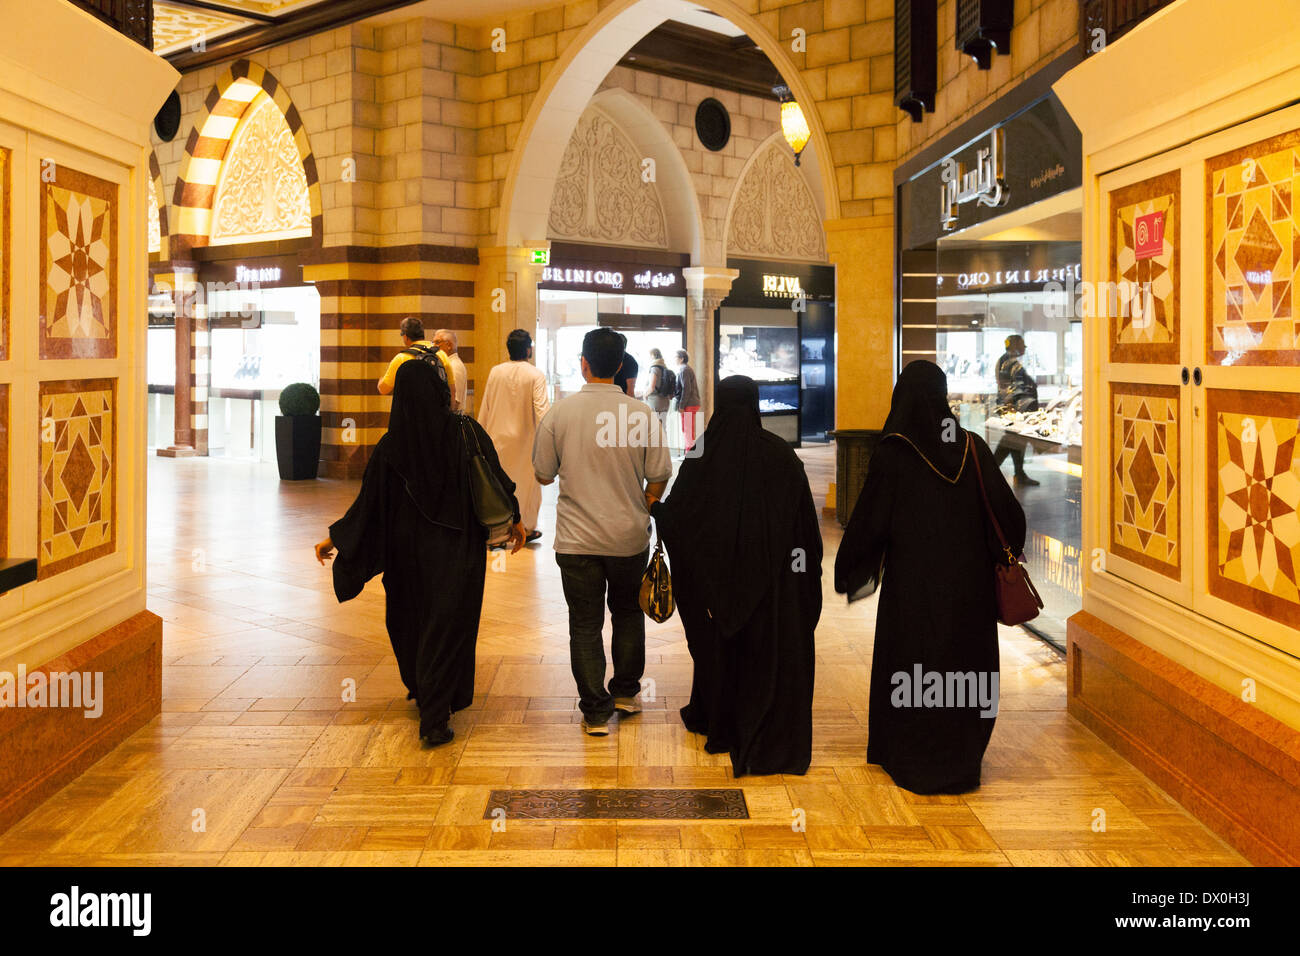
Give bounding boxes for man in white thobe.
[477,328,551,540]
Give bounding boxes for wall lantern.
[773,85,810,166]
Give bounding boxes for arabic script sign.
[940,128,1009,231]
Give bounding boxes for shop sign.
[940,128,1008,231]
[538,254,686,296]
[234,264,282,284]
[541,265,625,289]
[952,263,1080,290]
[1134,211,1165,260]
[632,269,678,291]
[762,274,805,298]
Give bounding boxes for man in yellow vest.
[378,317,459,410]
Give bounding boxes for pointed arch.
[499,0,840,257]
[171,59,321,257]
[147,149,168,262]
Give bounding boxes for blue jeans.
[555,551,648,723]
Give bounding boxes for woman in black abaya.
[834,360,1025,794]
[314,359,524,747]
[651,376,822,776]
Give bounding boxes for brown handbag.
[639,533,675,623]
[967,432,1044,626]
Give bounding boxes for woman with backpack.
[637,348,675,431]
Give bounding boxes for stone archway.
[497,0,840,254]
[170,59,322,257]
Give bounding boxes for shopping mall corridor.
[0,449,1246,866]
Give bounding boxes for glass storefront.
[934,243,1083,647]
[719,259,837,446]
[717,306,801,443]
[146,275,320,463]
[536,288,686,401]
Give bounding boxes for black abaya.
[834,360,1025,795]
[328,359,519,738]
[652,376,822,776]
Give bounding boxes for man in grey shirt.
[533,328,672,735]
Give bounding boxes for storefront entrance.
[147,255,321,463]
[896,91,1082,648]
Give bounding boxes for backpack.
[402,343,449,386]
[654,364,676,398]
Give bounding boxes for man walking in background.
[478,329,550,542]
[533,328,672,736]
[433,328,469,413]
[378,317,457,406]
[612,332,639,397]
[993,334,1040,487]
[674,349,701,453]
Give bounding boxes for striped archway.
[147,149,169,262]
[170,59,322,257]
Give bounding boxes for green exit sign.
[530,249,549,265]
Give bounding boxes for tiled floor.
[0,447,1247,866]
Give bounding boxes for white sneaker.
[582,718,611,736]
[614,697,642,715]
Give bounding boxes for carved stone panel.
[548,110,668,249]
[210,93,312,246]
[726,141,826,262]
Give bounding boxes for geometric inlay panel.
[38,379,116,579]
[40,164,118,360]
[1207,388,1300,627]
[1111,382,1180,579]
[1206,129,1300,366]
[1109,170,1180,365]
[483,789,750,820]
[0,146,9,362]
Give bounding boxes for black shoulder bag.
[457,415,515,546]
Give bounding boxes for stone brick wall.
[895,0,1079,164]
[596,66,785,264]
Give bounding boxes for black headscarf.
[377,357,467,530]
[653,375,810,635]
[882,360,967,480]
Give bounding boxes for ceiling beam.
[158,0,277,25]
[166,0,424,71]
[619,21,783,100]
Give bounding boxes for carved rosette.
[548,111,667,248]
[727,142,826,261]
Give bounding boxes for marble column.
[682,266,738,424]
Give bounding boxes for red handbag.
[967,433,1044,626]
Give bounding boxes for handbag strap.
[966,431,1016,566]
[457,413,485,458]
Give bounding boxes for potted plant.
[274,382,321,480]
